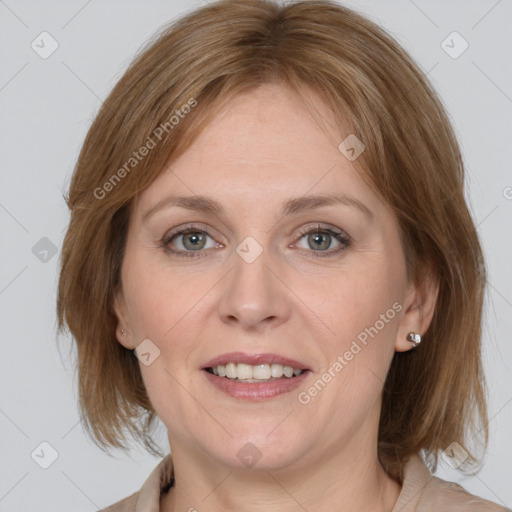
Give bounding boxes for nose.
[217,247,292,331]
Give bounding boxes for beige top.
[102,454,509,512]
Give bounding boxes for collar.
[390,454,434,511]
[131,453,496,512]
[134,454,174,512]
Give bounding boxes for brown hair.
[57,0,488,478]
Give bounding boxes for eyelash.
[160,224,351,259]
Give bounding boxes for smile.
[206,362,304,381]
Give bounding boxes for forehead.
[133,83,383,218]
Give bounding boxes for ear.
[113,288,136,350]
[395,268,439,353]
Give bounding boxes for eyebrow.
[142,193,374,223]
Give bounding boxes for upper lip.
[202,352,310,371]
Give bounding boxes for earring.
[407,332,421,348]
[121,329,126,337]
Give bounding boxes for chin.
[210,432,309,472]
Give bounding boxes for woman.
[56,0,508,510]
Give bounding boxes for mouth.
[204,363,307,383]
[201,352,311,399]
[201,352,311,382]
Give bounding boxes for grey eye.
[306,232,332,251]
[176,231,213,251]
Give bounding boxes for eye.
[161,224,221,258]
[295,225,351,256]
[176,231,210,251]
[160,223,351,259]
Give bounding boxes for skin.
[114,83,438,512]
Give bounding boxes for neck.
[160,435,401,512]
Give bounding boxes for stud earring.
[121,329,126,337]
[407,332,421,348]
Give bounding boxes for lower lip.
[203,369,311,400]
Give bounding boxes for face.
[115,83,429,473]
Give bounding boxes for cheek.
[305,256,403,341]
[303,282,399,436]
[138,361,203,436]
[121,247,215,342]
[300,251,403,399]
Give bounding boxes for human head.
[57,0,487,478]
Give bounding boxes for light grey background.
[0,0,511,510]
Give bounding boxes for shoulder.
[394,455,509,511]
[421,476,509,511]
[98,454,174,512]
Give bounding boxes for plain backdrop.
[0,0,511,510]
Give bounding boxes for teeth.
[237,363,253,380]
[225,363,237,379]
[283,366,294,378]
[209,363,304,381]
[271,363,283,378]
[253,364,271,380]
